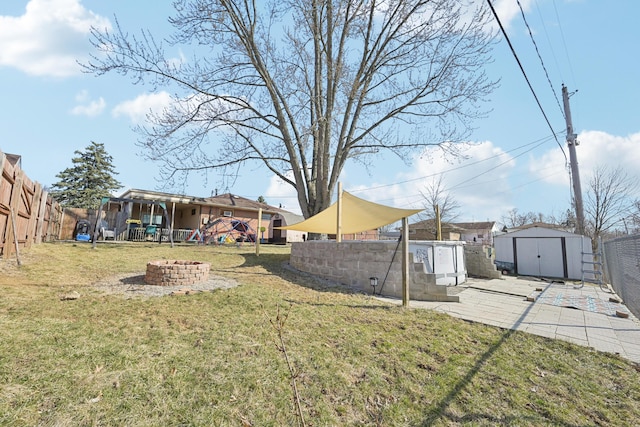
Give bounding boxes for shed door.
[515,238,564,278]
[272,219,282,243]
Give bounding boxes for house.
[493,224,593,280]
[450,221,498,245]
[407,219,499,245]
[65,189,305,243]
[407,219,464,241]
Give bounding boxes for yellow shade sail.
[276,191,422,234]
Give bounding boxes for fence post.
[4,169,24,260]
[34,189,48,244]
[25,182,41,248]
[0,151,6,257]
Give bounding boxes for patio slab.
[377,276,640,364]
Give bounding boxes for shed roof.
[495,225,580,239]
[509,221,565,231]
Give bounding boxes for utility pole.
[435,204,442,240]
[562,85,585,235]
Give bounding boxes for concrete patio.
[377,276,640,364]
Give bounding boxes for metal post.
[562,85,585,235]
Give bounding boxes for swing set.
[91,197,174,248]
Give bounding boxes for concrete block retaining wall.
[464,245,502,279]
[290,241,458,302]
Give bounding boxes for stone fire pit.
[145,260,210,286]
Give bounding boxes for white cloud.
[265,141,521,221]
[379,142,517,219]
[112,92,173,124]
[264,173,303,216]
[70,89,105,116]
[528,131,640,196]
[0,0,110,77]
[492,0,534,30]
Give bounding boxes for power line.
[485,0,567,165]
[349,132,559,194]
[451,163,565,192]
[352,154,568,211]
[533,0,564,84]
[517,0,564,118]
[551,0,578,88]
[447,132,559,191]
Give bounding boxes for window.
[191,208,196,215]
[223,210,233,217]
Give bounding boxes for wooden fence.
[0,149,63,260]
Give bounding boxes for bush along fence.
[0,149,63,261]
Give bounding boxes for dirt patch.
[92,272,238,298]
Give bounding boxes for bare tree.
[629,200,640,233]
[501,208,545,229]
[84,0,496,224]
[584,165,635,241]
[546,208,576,229]
[419,175,460,222]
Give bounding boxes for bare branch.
[83,0,497,220]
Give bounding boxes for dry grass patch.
[0,242,639,426]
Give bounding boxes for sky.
[1,0,639,225]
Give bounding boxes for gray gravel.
[92,272,239,298]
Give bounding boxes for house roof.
[119,189,286,214]
[408,219,466,232]
[273,210,305,226]
[450,221,496,231]
[197,193,279,212]
[4,153,21,167]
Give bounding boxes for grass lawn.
[1,242,639,426]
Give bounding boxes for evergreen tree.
[50,142,122,208]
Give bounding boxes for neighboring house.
[379,230,401,241]
[450,221,498,245]
[327,229,379,241]
[407,220,499,245]
[65,189,305,243]
[408,219,464,241]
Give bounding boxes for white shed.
[493,226,593,280]
[270,211,307,243]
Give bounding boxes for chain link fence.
[603,234,640,319]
